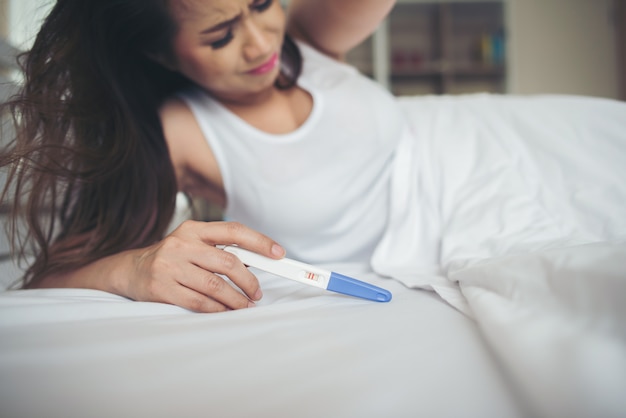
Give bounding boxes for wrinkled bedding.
[1,94,625,418]
[0,268,523,418]
[373,94,626,418]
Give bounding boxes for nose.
[242,18,272,61]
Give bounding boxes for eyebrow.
[200,13,242,34]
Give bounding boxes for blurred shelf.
[347,1,507,95]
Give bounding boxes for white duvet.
[1,94,625,418]
[373,94,626,418]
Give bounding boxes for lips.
[247,52,279,75]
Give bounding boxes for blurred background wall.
[507,0,621,99]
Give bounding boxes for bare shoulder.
[286,0,396,59]
[159,97,225,205]
[159,97,201,170]
[159,97,196,139]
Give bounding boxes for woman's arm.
[35,221,285,313]
[286,0,396,59]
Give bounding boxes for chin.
[248,69,282,90]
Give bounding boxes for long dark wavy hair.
[0,0,302,288]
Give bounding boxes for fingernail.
[253,288,263,301]
[271,244,285,257]
[247,301,256,308]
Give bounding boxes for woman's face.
[167,0,286,104]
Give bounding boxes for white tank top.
[180,42,406,266]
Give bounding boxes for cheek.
[175,47,231,84]
[267,6,286,34]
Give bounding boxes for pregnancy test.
[219,245,392,302]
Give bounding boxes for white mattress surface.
[0,268,523,418]
[3,93,626,418]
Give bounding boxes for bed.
[1,93,625,418]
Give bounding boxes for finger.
[184,244,262,302]
[190,221,285,260]
[177,262,257,310]
[161,281,230,313]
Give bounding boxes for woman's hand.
[124,220,285,313]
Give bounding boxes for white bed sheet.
[373,94,626,418]
[2,93,625,418]
[454,243,626,418]
[0,267,523,418]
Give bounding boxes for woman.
[1,0,399,312]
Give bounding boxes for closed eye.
[206,0,274,50]
[210,30,234,49]
[251,0,273,13]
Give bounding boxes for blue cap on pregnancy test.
[327,272,392,302]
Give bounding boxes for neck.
[214,84,282,110]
